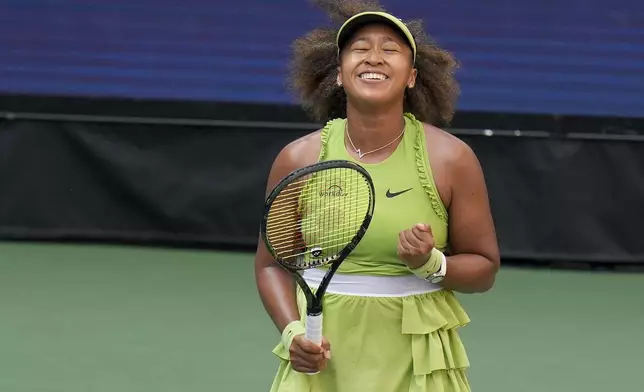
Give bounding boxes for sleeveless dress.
[269,113,472,392]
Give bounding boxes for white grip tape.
[305,313,323,345]
[304,313,323,376]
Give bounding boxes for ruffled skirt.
[269,286,472,392]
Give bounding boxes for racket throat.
[307,304,323,316]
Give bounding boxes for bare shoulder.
[422,122,480,170]
[265,130,323,192]
[420,122,484,207]
[281,130,322,164]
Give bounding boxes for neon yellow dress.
[269,113,472,392]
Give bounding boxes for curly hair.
[288,0,460,126]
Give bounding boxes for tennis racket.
[260,159,375,349]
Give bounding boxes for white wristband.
[409,248,444,280]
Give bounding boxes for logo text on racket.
[319,185,347,197]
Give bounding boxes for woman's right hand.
[289,335,331,373]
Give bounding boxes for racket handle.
[305,313,323,345]
[304,313,323,376]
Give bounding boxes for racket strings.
[271,222,365,255]
[267,176,366,228]
[266,167,371,268]
[267,184,367,240]
[268,204,370,247]
[276,230,358,262]
[266,199,370,240]
[267,182,338,218]
[267,203,368,248]
[272,172,348,195]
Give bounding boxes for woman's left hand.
[397,223,435,269]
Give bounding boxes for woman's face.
[338,23,416,108]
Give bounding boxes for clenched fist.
[289,335,331,374]
[397,223,435,269]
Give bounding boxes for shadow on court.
[0,242,641,391]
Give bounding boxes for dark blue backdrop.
[1,0,643,117]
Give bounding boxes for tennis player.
[254,1,500,391]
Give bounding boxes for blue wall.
[1,0,642,117]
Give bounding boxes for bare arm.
[254,133,321,333]
[441,141,500,293]
[255,236,300,333]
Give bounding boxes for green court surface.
[1,242,642,391]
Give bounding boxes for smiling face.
[337,23,417,109]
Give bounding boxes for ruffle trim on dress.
[406,112,449,224]
[409,368,471,392]
[316,118,337,162]
[401,289,471,377]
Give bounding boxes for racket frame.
[260,159,375,337]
